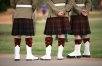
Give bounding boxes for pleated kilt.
[12,18,35,36]
[44,17,71,35]
[70,15,91,35]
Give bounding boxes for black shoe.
[40,58,51,60]
[82,55,91,58]
[66,55,81,58]
[14,59,20,61]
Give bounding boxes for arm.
[65,0,75,12]
[81,0,92,16]
[47,0,60,15]
[32,0,37,11]
[10,0,16,8]
[59,0,75,17]
[73,0,92,15]
[85,0,92,11]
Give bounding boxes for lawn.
[0,12,102,58]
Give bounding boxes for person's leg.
[57,34,65,60]
[67,35,82,58]
[82,34,91,57]
[40,35,53,60]
[25,36,38,60]
[14,36,21,61]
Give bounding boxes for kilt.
[70,15,91,35]
[12,18,35,36]
[44,17,71,35]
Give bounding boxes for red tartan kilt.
[70,15,91,35]
[12,18,35,36]
[44,17,71,35]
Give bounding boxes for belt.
[16,5,32,8]
[54,3,65,6]
[76,4,85,6]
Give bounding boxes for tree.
[92,0,101,10]
[0,0,10,12]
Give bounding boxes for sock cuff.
[45,37,53,47]
[83,38,90,43]
[25,38,32,47]
[14,38,21,47]
[75,39,82,45]
[58,38,65,47]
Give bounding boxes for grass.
[89,12,102,18]
[0,12,102,58]
[89,11,102,18]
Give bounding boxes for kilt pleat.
[44,17,71,35]
[12,18,35,36]
[70,15,91,35]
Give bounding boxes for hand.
[57,11,65,17]
[81,10,89,16]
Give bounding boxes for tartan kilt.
[70,15,91,35]
[44,17,71,35]
[12,18,35,36]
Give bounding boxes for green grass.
[89,11,102,18]
[89,13,102,18]
[0,13,102,58]
[89,20,102,58]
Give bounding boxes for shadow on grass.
[0,32,11,35]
